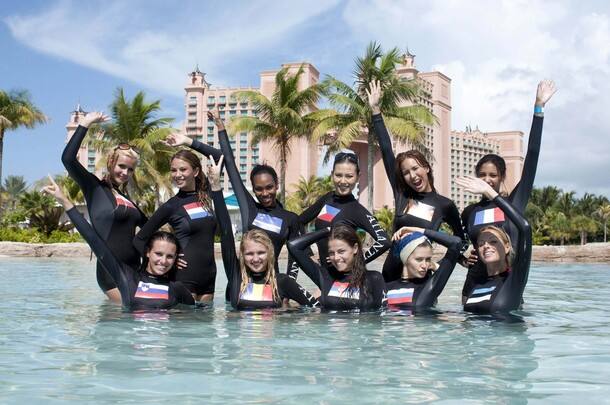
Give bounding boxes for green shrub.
[0,227,83,243]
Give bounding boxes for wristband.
[534,105,543,114]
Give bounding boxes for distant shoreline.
[1,241,609,263]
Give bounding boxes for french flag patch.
[252,213,283,234]
[474,207,505,226]
[317,204,340,222]
[134,281,169,300]
[387,288,414,305]
[115,195,136,209]
[183,202,210,220]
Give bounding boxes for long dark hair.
[394,150,435,195]
[329,225,367,296]
[141,231,180,274]
[171,150,212,212]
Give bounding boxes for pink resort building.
[66,52,524,212]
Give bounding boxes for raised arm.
[510,80,556,212]
[61,112,110,200]
[349,207,391,263]
[133,203,171,256]
[164,130,222,163]
[298,192,328,226]
[287,228,329,288]
[443,200,469,251]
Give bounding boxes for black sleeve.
[217,128,256,232]
[61,125,100,202]
[372,114,398,199]
[299,193,329,226]
[287,229,328,288]
[277,274,320,307]
[211,189,239,285]
[286,216,305,279]
[415,229,462,309]
[356,208,391,263]
[189,138,222,163]
[509,115,544,213]
[133,203,172,256]
[172,282,196,305]
[368,271,387,309]
[66,207,132,305]
[444,200,468,252]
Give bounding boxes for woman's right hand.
[391,226,424,241]
[80,112,110,128]
[41,175,74,210]
[164,132,192,147]
[365,80,382,115]
[455,176,499,200]
[207,155,224,191]
[207,109,225,131]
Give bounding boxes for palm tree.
[309,42,435,209]
[594,203,610,242]
[0,175,27,210]
[571,214,597,245]
[0,90,47,183]
[285,175,333,214]
[229,65,323,203]
[373,206,395,235]
[18,190,72,236]
[545,210,570,245]
[92,88,175,207]
[531,186,561,212]
[54,174,84,205]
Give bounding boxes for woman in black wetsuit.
[288,225,386,311]
[43,178,194,310]
[209,157,316,310]
[208,110,305,278]
[455,176,532,314]
[386,226,462,311]
[366,80,467,282]
[461,80,556,301]
[298,152,390,269]
[62,111,147,303]
[133,141,222,302]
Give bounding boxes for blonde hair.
[238,229,280,303]
[478,225,514,267]
[104,147,140,193]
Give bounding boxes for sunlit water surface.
[1,257,609,404]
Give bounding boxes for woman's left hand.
[207,154,224,191]
[391,226,424,241]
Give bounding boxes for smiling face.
[327,238,358,272]
[400,157,432,193]
[170,157,199,191]
[252,172,278,208]
[145,240,177,276]
[403,245,434,279]
[332,162,358,196]
[477,230,510,266]
[242,239,269,274]
[477,162,503,192]
[110,155,137,185]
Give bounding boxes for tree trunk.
[367,131,374,211]
[604,221,607,243]
[0,128,4,185]
[279,141,287,205]
[581,231,586,246]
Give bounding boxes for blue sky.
[2,0,610,197]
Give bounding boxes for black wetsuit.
[217,128,304,276]
[461,114,543,297]
[386,230,461,310]
[463,196,532,314]
[288,229,387,311]
[66,207,194,310]
[371,114,467,282]
[212,189,317,310]
[299,191,391,267]
[62,125,147,293]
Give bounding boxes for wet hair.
[250,164,279,185]
[141,231,180,274]
[238,229,280,303]
[171,150,212,212]
[332,152,360,174]
[329,225,367,296]
[395,150,435,194]
[104,147,139,194]
[477,225,514,268]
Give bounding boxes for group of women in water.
[42,79,556,315]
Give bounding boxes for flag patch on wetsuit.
[407,201,435,222]
[240,283,273,302]
[474,207,505,225]
[252,213,283,234]
[387,288,414,305]
[115,194,136,209]
[466,286,496,304]
[318,204,341,222]
[328,281,360,299]
[183,202,210,220]
[134,281,169,300]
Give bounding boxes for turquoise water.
[1,257,609,404]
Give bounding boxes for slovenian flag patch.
[328,281,359,299]
[466,285,496,304]
[407,201,435,222]
[240,283,274,302]
[317,204,340,222]
[134,281,169,300]
[252,213,283,234]
[474,207,505,225]
[183,202,210,220]
[387,288,414,305]
[115,194,136,209]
